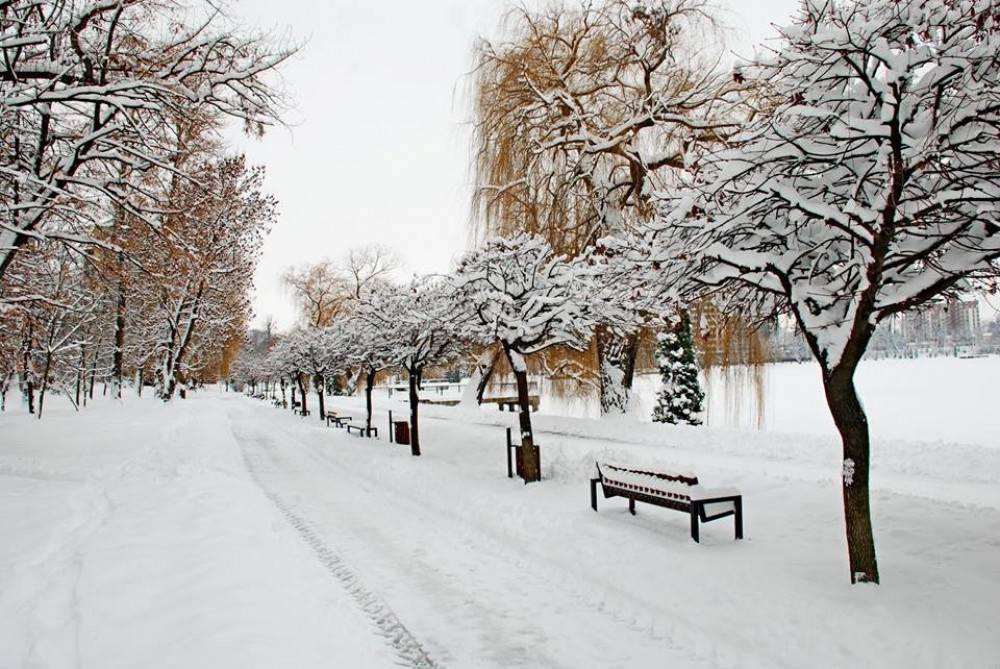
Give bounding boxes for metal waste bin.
[393,420,410,445]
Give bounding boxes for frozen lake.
[541,355,999,448]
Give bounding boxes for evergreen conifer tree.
[652,313,704,425]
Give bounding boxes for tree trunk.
[315,373,326,420]
[596,326,639,416]
[87,346,97,401]
[296,373,308,414]
[37,342,55,419]
[408,367,421,456]
[822,363,880,584]
[505,345,540,482]
[365,368,376,435]
[21,323,35,414]
[0,373,10,412]
[75,345,85,407]
[111,254,127,400]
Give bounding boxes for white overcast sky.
[229,0,800,331]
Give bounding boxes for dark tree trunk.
[21,324,35,414]
[296,373,308,414]
[365,368,376,435]
[75,345,85,407]
[505,344,540,482]
[823,362,880,584]
[37,348,53,420]
[111,255,127,399]
[596,326,639,415]
[408,367,421,456]
[87,347,97,401]
[315,373,326,420]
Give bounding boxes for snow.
[0,396,398,669]
[701,355,1000,448]
[1,384,998,667]
[539,355,1000,450]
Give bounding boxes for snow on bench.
[590,462,743,542]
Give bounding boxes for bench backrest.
[597,462,699,502]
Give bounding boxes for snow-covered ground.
[528,355,1000,448]
[701,355,1000,446]
[2,385,998,668]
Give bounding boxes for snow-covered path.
[231,401,716,668]
[2,390,998,668]
[0,396,400,669]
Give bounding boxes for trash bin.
[393,420,410,445]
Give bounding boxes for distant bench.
[590,462,743,542]
[345,423,378,438]
[326,413,351,428]
[483,396,540,412]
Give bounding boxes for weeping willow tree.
[691,300,771,428]
[469,0,753,414]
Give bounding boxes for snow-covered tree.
[0,245,100,416]
[267,336,311,414]
[152,155,275,401]
[339,318,395,436]
[581,232,690,412]
[279,328,347,420]
[0,0,291,282]
[652,313,703,425]
[358,279,462,456]
[452,234,595,481]
[667,0,1000,583]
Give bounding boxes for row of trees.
[0,0,291,414]
[232,232,694,480]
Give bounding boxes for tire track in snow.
[233,427,440,669]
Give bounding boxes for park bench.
[326,413,352,428]
[590,462,743,543]
[345,423,378,438]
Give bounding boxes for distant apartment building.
[766,298,983,361]
[900,298,981,348]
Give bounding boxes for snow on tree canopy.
[662,0,1000,370]
[451,234,596,360]
[355,278,463,374]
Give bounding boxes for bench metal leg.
[628,497,636,515]
[590,478,599,511]
[734,497,744,540]
[690,504,700,543]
